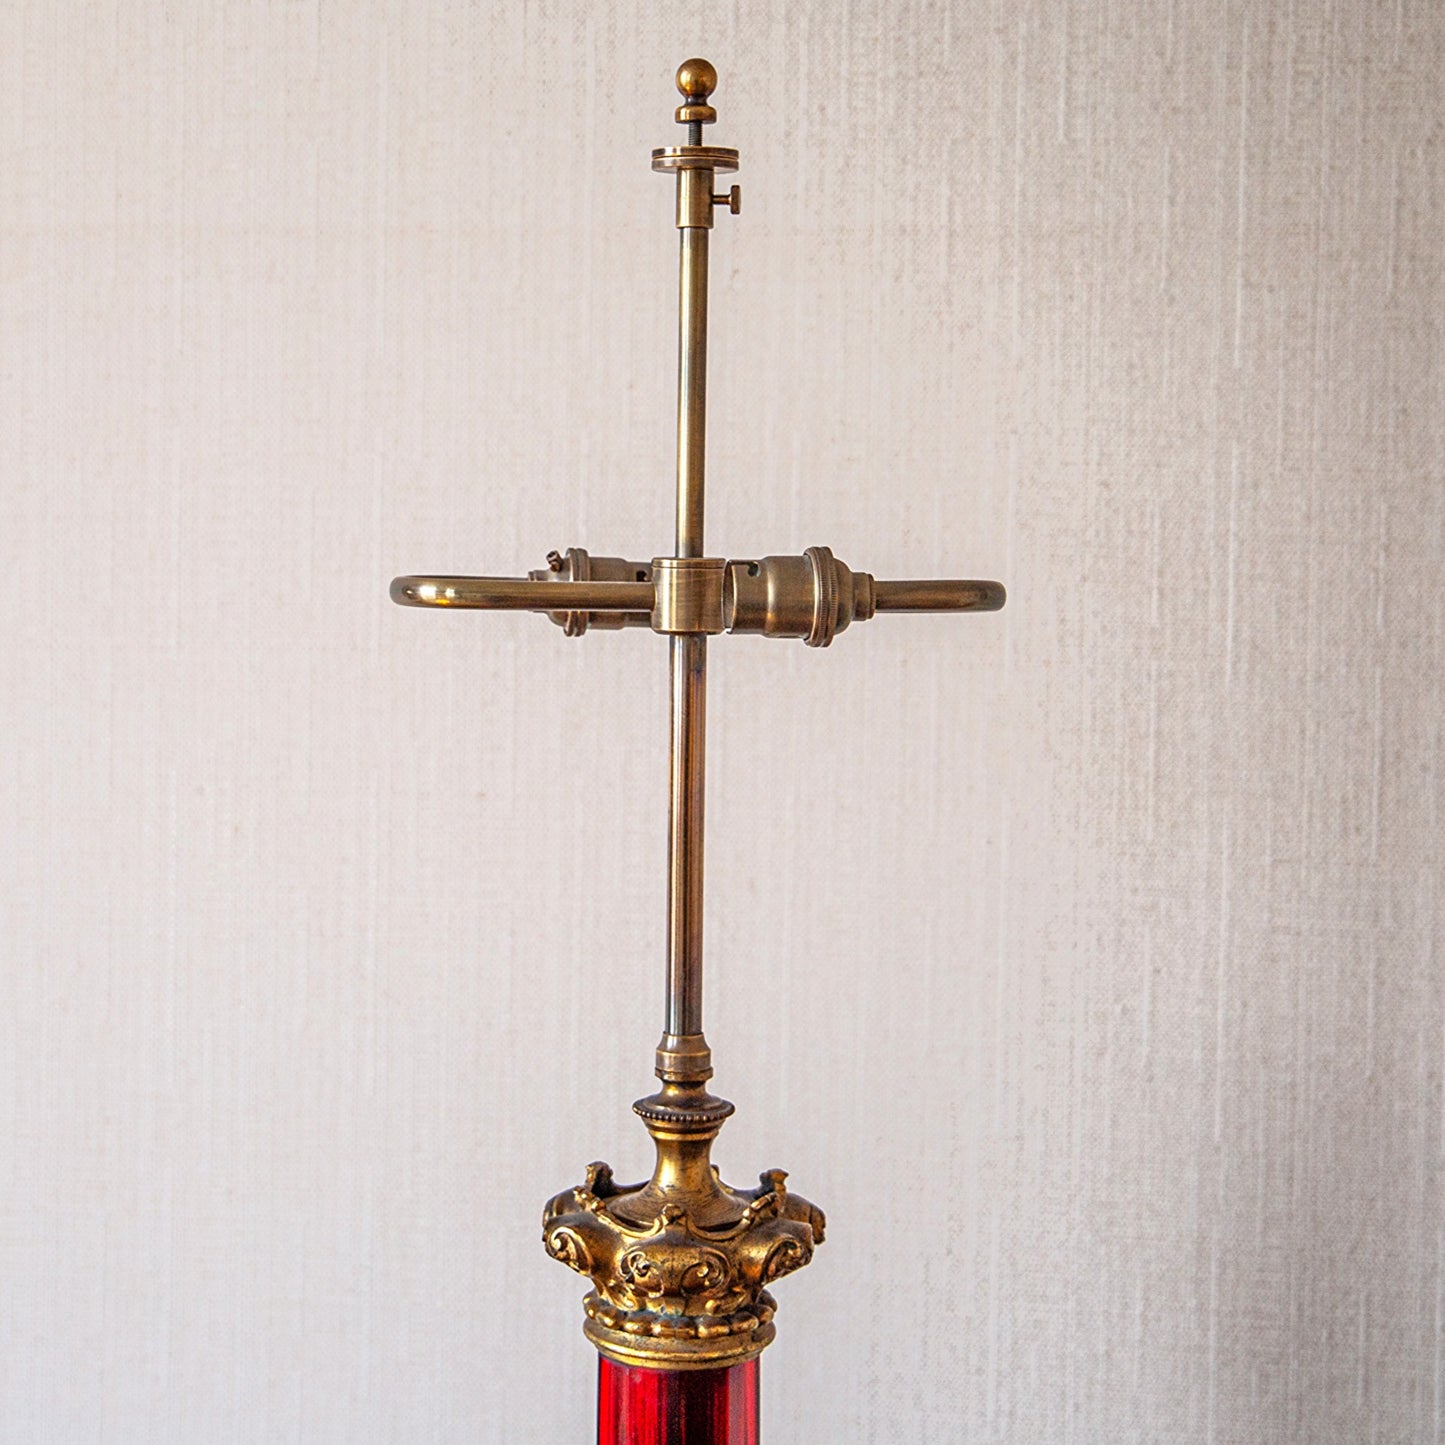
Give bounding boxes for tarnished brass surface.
[388,58,1006,1372]
[651,557,726,634]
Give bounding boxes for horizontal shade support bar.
[391,576,655,612]
[390,556,1006,642]
[873,579,1006,612]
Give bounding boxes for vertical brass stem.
[676,226,709,559]
[666,633,707,1038]
[664,194,712,1064]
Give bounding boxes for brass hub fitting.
[651,556,727,634]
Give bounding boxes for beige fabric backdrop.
[3,2,1442,1440]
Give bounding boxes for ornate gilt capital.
[543,1083,825,1370]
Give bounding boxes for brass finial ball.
[676,58,718,102]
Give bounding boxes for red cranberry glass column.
[598,1359,759,1445]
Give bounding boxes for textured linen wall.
[2,3,1442,1441]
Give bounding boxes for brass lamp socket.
[724,546,876,647]
[528,547,654,634]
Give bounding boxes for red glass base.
[597,1357,759,1445]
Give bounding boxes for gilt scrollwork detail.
[679,1247,734,1299]
[618,1246,666,1296]
[761,1236,807,1283]
[544,1224,594,1276]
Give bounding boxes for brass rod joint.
[651,557,727,634]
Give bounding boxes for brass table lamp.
[391,59,1004,1445]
